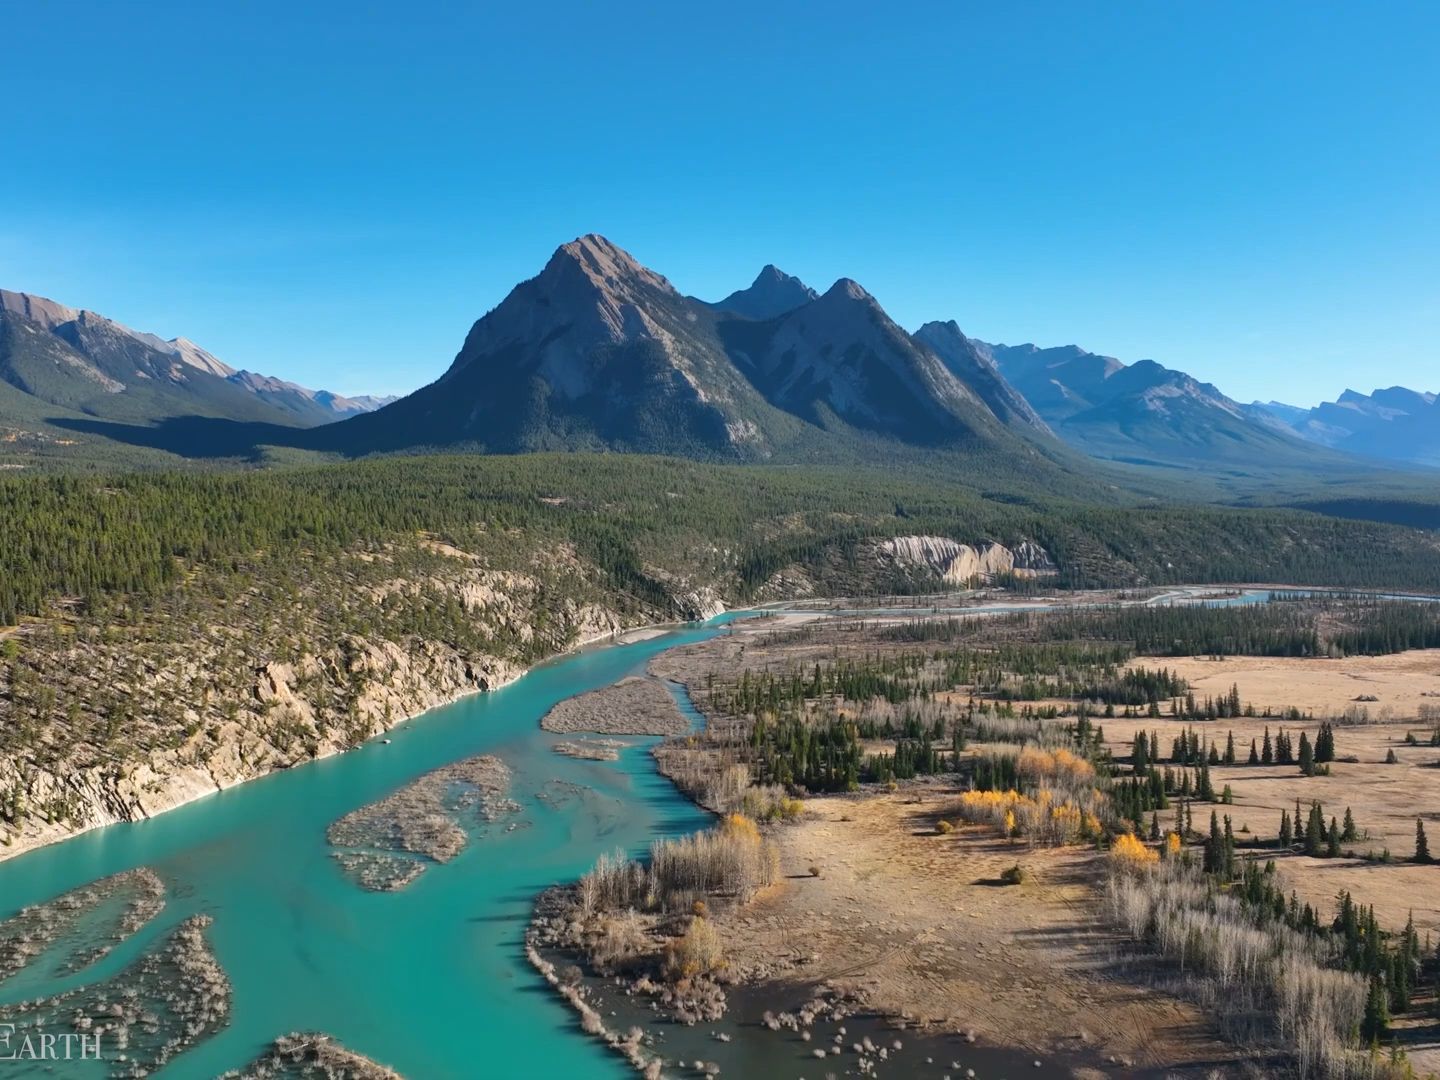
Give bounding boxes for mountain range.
[315,236,1050,464]
[0,289,392,447]
[1,237,1434,489]
[1251,388,1440,468]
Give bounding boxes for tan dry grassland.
[1108,651,1440,939]
[651,613,1440,1075]
[711,788,1243,1073]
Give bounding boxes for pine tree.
[1299,732,1316,776]
[1416,818,1432,864]
[1204,810,1224,875]
[1279,810,1293,849]
[1224,730,1236,765]
[1327,817,1341,858]
[1361,975,1389,1044]
[1197,759,1215,801]
[1277,728,1295,765]
[1342,807,1358,842]
[1262,727,1274,765]
[1305,803,1326,857]
[1247,738,1259,765]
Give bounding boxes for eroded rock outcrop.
[0,540,643,862]
[876,535,1057,585]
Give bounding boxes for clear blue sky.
[3,2,1436,404]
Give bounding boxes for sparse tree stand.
[1416,818,1432,864]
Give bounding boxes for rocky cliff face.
[876,535,1057,585]
[0,544,639,861]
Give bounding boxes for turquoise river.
[0,618,747,1078]
[5,589,1430,1078]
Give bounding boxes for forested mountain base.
[3,453,1440,858]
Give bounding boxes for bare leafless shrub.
[1105,859,1371,1079]
[590,908,649,973]
[577,814,778,918]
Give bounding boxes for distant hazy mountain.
[0,289,392,431]
[1252,387,1440,467]
[321,235,1040,459]
[225,370,398,422]
[982,340,1334,471]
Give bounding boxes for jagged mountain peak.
[820,277,874,304]
[754,263,793,283]
[0,289,81,330]
[920,318,965,336]
[444,235,692,397]
[169,336,236,378]
[332,236,1048,457]
[711,264,818,320]
[542,234,676,298]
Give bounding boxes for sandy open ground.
[713,790,1245,1075]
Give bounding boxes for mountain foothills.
[4,452,1440,856]
[1253,387,1440,468]
[0,288,391,464]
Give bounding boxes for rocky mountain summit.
[320,235,1049,460]
[709,264,819,319]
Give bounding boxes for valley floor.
[712,787,1248,1075]
[629,600,1440,1079]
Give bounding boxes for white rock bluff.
[876,535,1057,585]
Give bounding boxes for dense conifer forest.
[4,454,1440,627]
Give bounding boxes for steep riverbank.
[0,584,718,862]
[0,620,733,1078]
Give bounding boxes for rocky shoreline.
[0,604,709,865]
[540,676,692,736]
[327,754,516,891]
[224,1032,404,1079]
